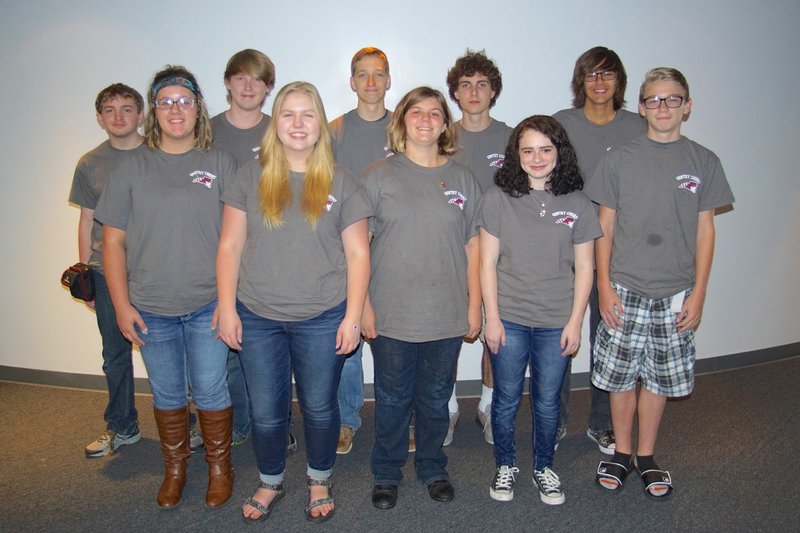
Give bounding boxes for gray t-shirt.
[211,112,270,167]
[69,141,146,274]
[451,119,513,193]
[553,108,646,184]
[329,109,393,179]
[479,186,602,328]
[222,162,372,321]
[95,147,237,315]
[586,135,735,298]
[364,154,482,342]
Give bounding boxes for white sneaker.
[477,405,493,445]
[85,428,141,458]
[489,465,519,501]
[533,467,565,505]
[442,411,459,446]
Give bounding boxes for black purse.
[61,263,95,301]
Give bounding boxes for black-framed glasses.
[153,96,197,111]
[584,70,617,82]
[641,95,685,109]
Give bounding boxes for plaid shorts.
[591,283,695,397]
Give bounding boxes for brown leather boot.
[153,406,190,509]
[198,406,234,508]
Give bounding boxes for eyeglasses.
[641,95,685,109]
[584,70,617,82]
[153,96,197,111]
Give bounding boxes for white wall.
[2,0,798,383]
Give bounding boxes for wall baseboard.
[2,342,797,399]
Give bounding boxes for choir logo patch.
[444,190,467,210]
[190,170,217,188]
[552,211,578,229]
[325,194,337,212]
[487,153,505,169]
[676,174,701,193]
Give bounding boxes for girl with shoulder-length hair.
[96,65,238,510]
[362,86,481,509]
[215,81,371,523]
[480,115,601,505]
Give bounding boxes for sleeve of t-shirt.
[462,168,483,243]
[94,160,132,231]
[477,187,501,239]
[698,153,735,211]
[68,159,96,208]
[216,150,238,197]
[336,168,373,231]
[585,150,619,209]
[221,159,257,211]
[571,192,603,244]
[362,162,383,235]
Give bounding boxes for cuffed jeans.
[337,341,365,430]
[491,321,570,471]
[93,270,138,435]
[238,300,345,483]
[371,335,461,486]
[136,300,231,411]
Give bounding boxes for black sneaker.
[533,467,565,505]
[489,465,519,502]
[587,429,616,455]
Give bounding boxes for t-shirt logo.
[250,146,259,159]
[443,190,467,210]
[190,170,217,188]
[325,194,337,212]
[552,210,578,229]
[487,153,505,169]
[676,174,701,194]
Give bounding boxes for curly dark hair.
[446,49,502,109]
[495,116,582,198]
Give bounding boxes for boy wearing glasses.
[444,49,512,447]
[586,67,733,498]
[553,46,646,455]
[69,83,146,458]
[211,49,278,449]
[328,47,393,455]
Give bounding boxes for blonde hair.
[258,81,334,228]
[387,86,458,156]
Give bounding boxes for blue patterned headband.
[151,76,200,98]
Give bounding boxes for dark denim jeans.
[560,271,612,432]
[226,349,251,441]
[136,301,230,411]
[237,300,345,484]
[93,270,138,435]
[370,335,461,486]
[491,321,570,471]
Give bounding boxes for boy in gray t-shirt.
[210,48,277,447]
[552,46,647,455]
[587,68,734,499]
[68,83,145,458]
[444,49,512,446]
[328,47,393,455]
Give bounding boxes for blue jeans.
[491,321,570,471]
[93,271,138,435]
[136,301,230,411]
[337,341,364,430]
[226,349,251,440]
[237,300,345,483]
[371,335,461,486]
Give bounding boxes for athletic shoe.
[442,411,459,446]
[189,423,204,453]
[587,428,616,455]
[232,433,251,447]
[337,425,356,455]
[408,425,416,453]
[477,405,493,445]
[287,432,298,455]
[554,425,567,451]
[489,465,519,501]
[85,428,141,458]
[533,467,565,505]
